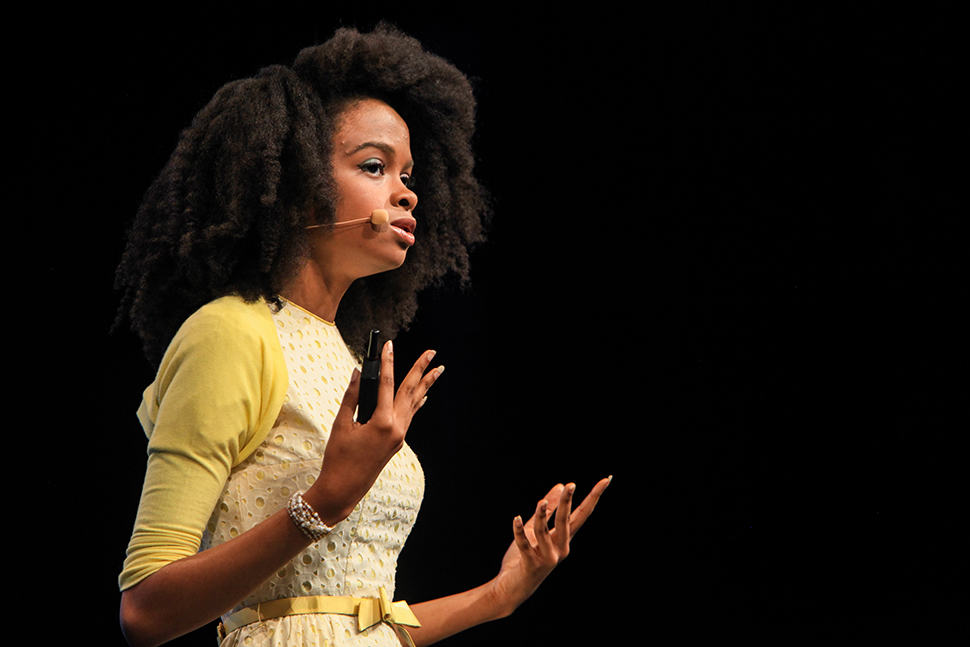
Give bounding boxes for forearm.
[405,579,510,647]
[120,508,312,647]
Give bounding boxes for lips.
[390,216,416,234]
[389,215,416,246]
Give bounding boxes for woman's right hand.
[304,341,443,524]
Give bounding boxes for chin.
[363,253,408,278]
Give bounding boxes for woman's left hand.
[488,476,611,617]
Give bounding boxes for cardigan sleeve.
[118,296,287,591]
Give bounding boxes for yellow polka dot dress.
[203,300,425,646]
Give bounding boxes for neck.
[279,259,353,324]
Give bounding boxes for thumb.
[334,368,361,426]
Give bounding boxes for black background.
[18,2,965,644]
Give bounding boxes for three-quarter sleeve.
[119,297,287,591]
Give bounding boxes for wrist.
[287,491,336,541]
[482,577,517,620]
[302,481,354,527]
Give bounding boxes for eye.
[359,159,386,176]
[400,173,415,189]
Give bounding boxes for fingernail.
[351,368,360,382]
[567,483,576,495]
[386,340,393,355]
[427,350,437,360]
[435,365,446,377]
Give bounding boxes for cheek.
[333,179,377,217]
[331,190,362,221]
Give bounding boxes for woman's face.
[310,97,419,280]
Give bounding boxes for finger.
[538,483,565,512]
[398,350,444,412]
[568,476,612,536]
[374,340,396,418]
[532,484,563,545]
[532,499,552,554]
[334,368,361,426]
[512,515,532,553]
[416,363,446,401]
[398,349,437,397]
[554,483,575,554]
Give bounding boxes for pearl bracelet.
[287,491,334,541]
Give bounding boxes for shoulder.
[162,295,278,361]
[140,295,288,445]
[178,295,276,340]
[154,295,284,397]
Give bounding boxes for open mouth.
[390,217,416,234]
[389,216,416,245]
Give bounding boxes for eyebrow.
[346,141,414,170]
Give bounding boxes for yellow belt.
[217,587,421,646]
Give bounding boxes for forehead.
[334,98,411,149]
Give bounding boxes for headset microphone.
[306,209,390,233]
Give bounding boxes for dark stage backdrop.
[18,3,963,645]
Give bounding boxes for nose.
[393,181,418,212]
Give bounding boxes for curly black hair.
[114,24,489,367]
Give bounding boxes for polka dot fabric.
[202,300,425,646]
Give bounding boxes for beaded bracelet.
[287,491,334,541]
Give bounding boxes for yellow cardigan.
[119,296,288,591]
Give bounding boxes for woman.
[115,25,610,647]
